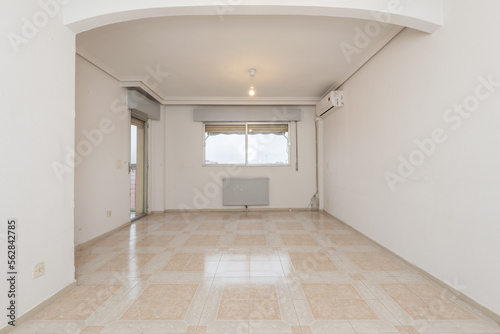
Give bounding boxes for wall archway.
[64,0,442,34]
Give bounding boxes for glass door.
[130,116,147,220]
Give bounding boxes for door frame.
[131,113,149,221]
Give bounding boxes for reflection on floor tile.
[12,211,500,334]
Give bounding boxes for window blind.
[248,124,288,134]
[205,123,289,135]
[205,124,246,135]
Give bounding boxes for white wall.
[323,0,500,315]
[150,111,165,212]
[0,2,76,327]
[75,55,131,245]
[163,106,317,210]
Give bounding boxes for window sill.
[203,164,292,168]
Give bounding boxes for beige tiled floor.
[12,211,500,333]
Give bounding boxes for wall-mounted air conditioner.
[316,91,344,119]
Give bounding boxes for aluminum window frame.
[203,122,291,167]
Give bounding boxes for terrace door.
[130,116,147,220]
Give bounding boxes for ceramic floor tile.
[238,222,265,230]
[337,299,379,320]
[62,284,121,301]
[139,284,198,300]
[250,284,278,299]
[222,284,250,300]
[198,223,226,231]
[328,233,368,246]
[33,299,105,320]
[81,326,105,333]
[395,325,420,333]
[249,300,282,320]
[291,326,312,333]
[394,298,477,320]
[14,212,499,334]
[217,299,249,320]
[281,234,318,246]
[92,235,131,247]
[96,253,154,272]
[135,235,176,246]
[186,325,208,333]
[349,320,400,333]
[313,221,348,230]
[289,253,337,272]
[405,283,445,299]
[184,235,221,246]
[156,223,188,231]
[120,299,163,320]
[307,298,346,320]
[347,252,405,271]
[234,235,268,246]
[275,222,304,230]
[154,299,192,320]
[301,283,362,299]
[451,320,500,333]
[380,284,420,300]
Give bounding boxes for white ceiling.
[77,15,403,104]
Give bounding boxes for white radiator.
[222,178,269,206]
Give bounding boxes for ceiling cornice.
[76,47,124,82]
[160,97,320,106]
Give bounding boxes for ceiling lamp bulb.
[249,85,255,96]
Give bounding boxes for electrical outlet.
[107,210,112,217]
[34,262,45,278]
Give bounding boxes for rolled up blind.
[205,123,289,135]
[205,124,246,135]
[248,124,288,134]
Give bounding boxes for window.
[204,123,290,166]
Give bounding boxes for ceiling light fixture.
[249,68,256,97]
